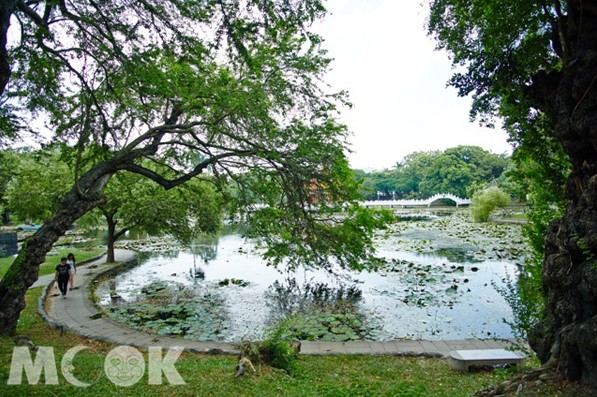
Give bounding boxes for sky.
[314,0,513,171]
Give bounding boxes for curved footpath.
[35,249,518,356]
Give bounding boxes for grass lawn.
[0,247,105,279]
[0,288,528,397]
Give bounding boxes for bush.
[259,338,298,374]
[471,187,511,222]
[248,317,299,374]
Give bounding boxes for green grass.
[0,248,105,279]
[0,289,530,397]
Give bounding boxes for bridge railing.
[362,193,472,208]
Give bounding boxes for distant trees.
[356,145,510,200]
[0,150,20,224]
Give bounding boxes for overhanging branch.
[120,149,257,189]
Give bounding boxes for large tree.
[428,0,597,387]
[0,1,388,335]
[5,148,224,262]
[418,146,509,198]
[86,173,224,263]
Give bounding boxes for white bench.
[448,349,525,373]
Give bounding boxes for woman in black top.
[55,257,73,298]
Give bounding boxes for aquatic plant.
[107,281,229,340]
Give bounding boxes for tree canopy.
[84,170,224,262]
[0,1,390,335]
[4,148,71,221]
[0,0,384,268]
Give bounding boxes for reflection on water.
[266,278,363,317]
[423,247,482,263]
[96,226,518,342]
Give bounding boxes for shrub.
[253,317,299,374]
[471,187,511,222]
[259,338,298,374]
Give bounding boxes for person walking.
[55,257,72,298]
[67,252,77,289]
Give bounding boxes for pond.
[95,210,527,342]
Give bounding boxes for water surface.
[96,213,523,341]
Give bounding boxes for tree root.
[473,366,597,396]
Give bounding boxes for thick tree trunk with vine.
[527,0,597,388]
[0,189,105,335]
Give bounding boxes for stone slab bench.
[448,349,525,373]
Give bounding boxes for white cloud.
[315,0,512,170]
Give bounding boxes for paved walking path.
[38,250,521,356]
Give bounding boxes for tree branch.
[120,149,257,190]
[58,0,81,22]
[114,227,129,242]
[0,0,18,97]
[34,36,112,133]
[16,1,47,29]
[551,0,569,58]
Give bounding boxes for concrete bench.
[448,349,525,373]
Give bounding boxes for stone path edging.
[37,249,524,357]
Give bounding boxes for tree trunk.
[529,0,597,387]
[0,0,17,97]
[0,191,104,335]
[106,215,116,263]
[0,165,114,335]
[102,210,128,263]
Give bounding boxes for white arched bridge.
[362,193,472,208]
